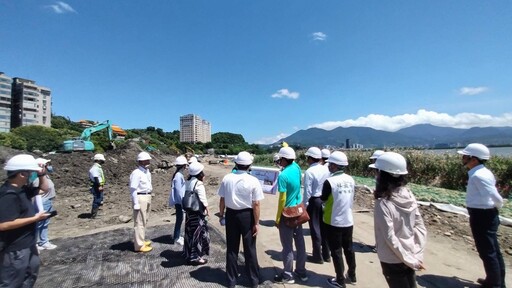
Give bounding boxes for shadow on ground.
[37,224,276,288]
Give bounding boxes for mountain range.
[275,124,512,148]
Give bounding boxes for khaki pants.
[133,194,152,251]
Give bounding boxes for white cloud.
[47,1,76,14]
[253,133,290,145]
[459,86,489,96]
[271,89,299,99]
[308,109,512,132]
[311,32,327,41]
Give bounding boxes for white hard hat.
[35,158,51,165]
[370,150,385,159]
[327,151,348,166]
[93,154,106,161]
[321,149,331,159]
[137,152,152,161]
[235,151,253,165]
[188,156,198,164]
[273,153,280,162]
[188,162,204,176]
[457,143,490,160]
[369,152,408,176]
[174,156,188,166]
[4,154,41,172]
[305,147,322,159]
[278,147,296,160]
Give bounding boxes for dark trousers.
[325,224,356,282]
[173,204,184,241]
[225,208,259,287]
[0,246,40,288]
[90,187,103,210]
[380,262,416,288]
[468,208,506,288]
[307,197,330,260]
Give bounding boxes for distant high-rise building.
[11,77,52,128]
[180,114,211,143]
[0,72,12,132]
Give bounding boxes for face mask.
[46,165,54,173]
[28,171,38,184]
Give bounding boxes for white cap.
[305,147,322,159]
[369,152,408,176]
[273,153,280,162]
[278,147,296,160]
[4,154,41,172]
[93,154,106,161]
[174,156,188,165]
[137,152,152,161]
[188,162,204,176]
[370,150,385,159]
[321,149,331,159]
[188,156,198,164]
[327,151,348,166]
[35,158,51,165]
[457,143,490,160]
[235,151,253,165]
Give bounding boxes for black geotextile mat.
[36,224,275,288]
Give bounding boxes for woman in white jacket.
[370,152,427,288]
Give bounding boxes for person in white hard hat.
[370,150,385,163]
[130,152,153,253]
[273,146,308,284]
[33,158,58,250]
[457,143,505,288]
[218,151,264,288]
[169,155,188,245]
[303,147,331,264]
[321,151,356,288]
[183,161,210,265]
[369,152,426,288]
[321,148,331,165]
[89,153,106,219]
[0,154,50,287]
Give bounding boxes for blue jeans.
[91,187,103,210]
[468,208,506,288]
[36,198,53,246]
[173,204,184,241]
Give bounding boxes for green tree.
[0,133,27,150]
[11,125,63,152]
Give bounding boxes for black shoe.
[91,208,98,219]
[307,255,324,264]
[347,274,357,283]
[294,270,308,282]
[327,278,346,288]
[274,274,294,284]
[323,257,332,263]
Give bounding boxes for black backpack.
[182,181,204,212]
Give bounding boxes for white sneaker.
[40,242,57,250]
[176,237,184,245]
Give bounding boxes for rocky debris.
[118,215,132,223]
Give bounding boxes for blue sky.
[1,1,511,144]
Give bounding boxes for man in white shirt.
[130,152,153,253]
[458,143,505,288]
[218,151,264,288]
[303,147,331,264]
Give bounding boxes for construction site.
[0,143,510,287]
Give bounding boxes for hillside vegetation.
[0,116,269,155]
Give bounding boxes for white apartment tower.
[0,72,12,132]
[180,114,211,143]
[11,77,52,128]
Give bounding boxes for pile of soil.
[0,144,510,259]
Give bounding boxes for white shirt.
[89,163,105,184]
[129,166,152,206]
[466,164,504,209]
[303,162,330,205]
[218,171,264,210]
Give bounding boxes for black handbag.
[182,181,203,212]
